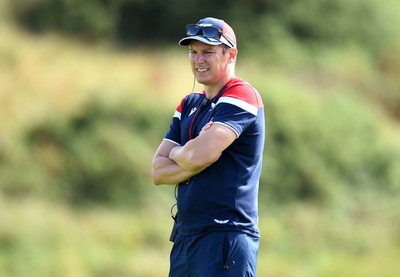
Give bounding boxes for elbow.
[152,177,162,186]
[151,168,162,186]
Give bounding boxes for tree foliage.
[9,0,399,56]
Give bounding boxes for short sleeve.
[164,97,185,145]
[212,83,263,137]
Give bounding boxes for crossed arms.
[151,122,237,185]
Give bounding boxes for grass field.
[1,194,400,276]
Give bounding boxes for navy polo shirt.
[164,77,265,237]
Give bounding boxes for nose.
[194,53,205,63]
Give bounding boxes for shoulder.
[176,90,205,112]
[217,78,263,115]
[224,78,263,107]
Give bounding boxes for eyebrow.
[189,46,216,51]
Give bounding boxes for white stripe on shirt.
[173,110,181,120]
[217,96,258,116]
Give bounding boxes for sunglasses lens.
[186,25,221,39]
[202,27,220,39]
[186,25,201,36]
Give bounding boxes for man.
[152,17,265,276]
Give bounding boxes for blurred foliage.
[1,0,400,275]
[0,45,399,207]
[24,101,158,206]
[0,0,400,207]
[262,83,400,205]
[8,0,400,56]
[7,0,400,117]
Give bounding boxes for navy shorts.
[169,231,259,277]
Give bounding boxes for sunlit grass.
[0,194,173,277]
[1,193,399,276]
[259,194,400,276]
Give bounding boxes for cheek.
[216,59,230,71]
[190,61,196,72]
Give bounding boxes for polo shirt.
[164,77,265,237]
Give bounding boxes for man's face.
[188,41,231,86]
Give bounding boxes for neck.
[204,74,235,99]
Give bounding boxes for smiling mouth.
[196,68,208,72]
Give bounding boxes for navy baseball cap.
[179,17,237,48]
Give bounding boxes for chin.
[195,76,210,84]
[194,78,204,84]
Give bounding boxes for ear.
[228,48,237,63]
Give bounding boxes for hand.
[200,120,213,135]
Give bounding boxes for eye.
[188,50,197,59]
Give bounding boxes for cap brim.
[179,35,223,46]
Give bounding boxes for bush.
[10,0,120,39]
[260,83,400,205]
[23,101,160,207]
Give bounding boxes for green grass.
[260,195,400,277]
[0,195,171,277]
[1,194,400,276]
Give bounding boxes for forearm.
[151,155,199,185]
[152,122,233,185]
[169,133,221,172]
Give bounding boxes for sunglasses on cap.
[186,24,235,48]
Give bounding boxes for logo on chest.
[189,107,197,117]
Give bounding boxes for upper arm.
[200,122,237,155]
